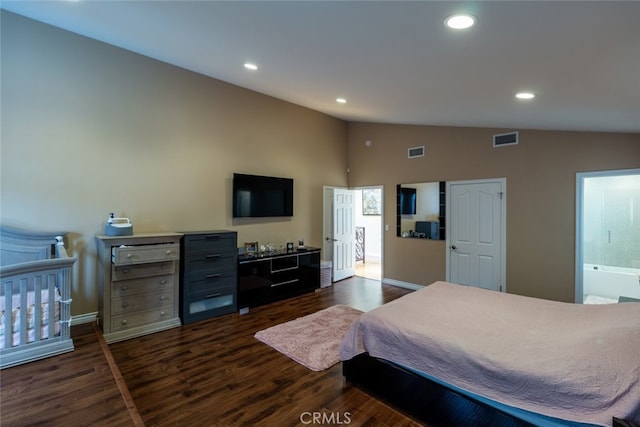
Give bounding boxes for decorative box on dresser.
[180,231,237,324]
[96,233,183,343]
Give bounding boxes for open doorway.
[353,187,383,281]
[576,169,640,303]
[322,186,383,283]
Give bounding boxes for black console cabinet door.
[238,249,321,310]
[298,252,320,291]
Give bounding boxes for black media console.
[238,247,321,312]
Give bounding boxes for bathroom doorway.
[576,169,640,303]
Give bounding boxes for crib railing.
[1,259,74,348]
[0,229,76,369]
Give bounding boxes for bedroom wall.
[0,11,348,317]
[347,123,640,302]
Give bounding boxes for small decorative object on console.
[287,242,294,251]
[244,242,258,255]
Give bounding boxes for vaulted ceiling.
[2,1,639,132]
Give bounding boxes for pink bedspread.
[340,281,640,426]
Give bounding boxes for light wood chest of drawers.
[96,233,183,343]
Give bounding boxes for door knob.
[451,245,457,251]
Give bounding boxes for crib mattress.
[0,289,61,348]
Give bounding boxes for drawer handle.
[126,253,132,258]
[122,286,129,291]
[160,296,166,301]
[271,279,299,288]
[205,235,221,240]
[123,269,130,274]
[161,264,167,269]
[166,250,172,255]
[206,273,221,279]
[160,312,165,317]
[205,293,222,299]
[122,319,128,325]
[160,280,167,284]
[205,254,221,260]
[122,303,129,308]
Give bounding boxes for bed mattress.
[340,281,640,426]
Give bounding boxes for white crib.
[0,226,76,369]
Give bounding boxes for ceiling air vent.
[493,131,519,147]
[408,146,425,158]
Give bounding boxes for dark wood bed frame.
[343,353,637,427]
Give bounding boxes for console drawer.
[112,243,179,266]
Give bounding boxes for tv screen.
[233,173,294,218]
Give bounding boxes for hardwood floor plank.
[93,322,145,426]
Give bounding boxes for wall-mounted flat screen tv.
[233,173,294,218]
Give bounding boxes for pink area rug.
[254,305,363,371]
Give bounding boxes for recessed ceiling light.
[515,92,536,100]
[244,63,258,71]
[336,98,347,104]
[444,14,476,30]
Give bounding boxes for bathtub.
[583,264,640,303]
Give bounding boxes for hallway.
[355,256,381,281]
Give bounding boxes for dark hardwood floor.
[1,277,422,427]
[0,323,134,427]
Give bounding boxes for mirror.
[396,182,445,240]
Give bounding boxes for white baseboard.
[71,312,97,326]
[382,278,424,291]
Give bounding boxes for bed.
[0,226,76,369]
[340,281,640,427]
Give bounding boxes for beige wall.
[2,12,639,317]
[1,12,348,316]
[347,123,640,302]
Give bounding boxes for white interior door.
[332,188,356,281]
[447,179,505,292]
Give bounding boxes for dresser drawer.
[184,270,236,295]
[111,274,174,297]
[112,243,179,265]
[183,253,236,278]
[111,308,174,331]
[112,290,173,314]
[184,286,235,317]
[112,261,175,281]
[183,233,236,255]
